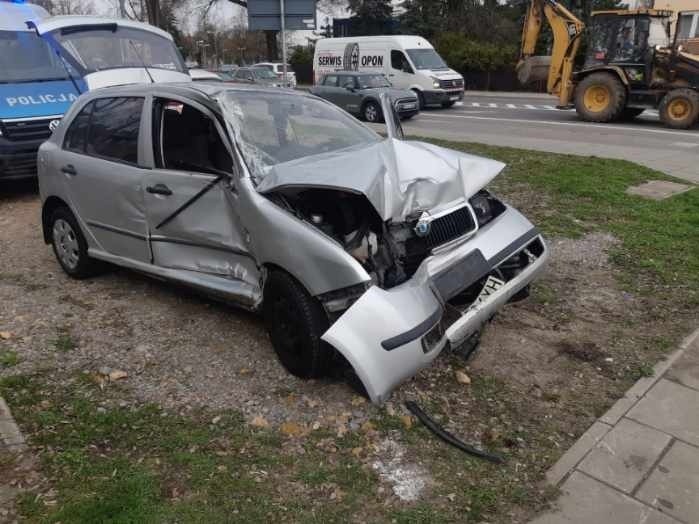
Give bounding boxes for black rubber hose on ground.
[405,401,505,465]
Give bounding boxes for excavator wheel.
[659,89,699,130]
[574,72,626,123]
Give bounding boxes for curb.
[545,326,699,487]
[0,396,26,452]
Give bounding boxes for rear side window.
[63,101,93,153]
[86,97,144,165]
[323,75,338,86]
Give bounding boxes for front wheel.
[49,206,100,279]
[574,72,626,123]
[659,89,699,129]
[263,270,332,379]
[363,101,383,123]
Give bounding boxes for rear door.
[143,96,256,284]
[60,96,150,262]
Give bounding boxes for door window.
[154,99,232,175]
[85,97,144,164]
[323,75,338,86]
[63,101,93,153]
[391,50,413,73]
[340,76,357,89]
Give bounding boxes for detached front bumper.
[322,206,549,404]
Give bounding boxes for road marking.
[673,141,699,148]
[525,104,537,109]
[488,103,497,108]
[506,103,516,109]
[471,102,481,107]
[414,113,699,137]
[544,105,557,110]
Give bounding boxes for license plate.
[402,103,416,109]
[449,96,460,101]
[470,275,505,309]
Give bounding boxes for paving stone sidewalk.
[531,328,699,524]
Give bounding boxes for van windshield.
[406,49,448,70]
[0,30,71,84]
[51,26,185,75]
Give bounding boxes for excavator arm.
[517,0,585,107]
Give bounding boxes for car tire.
[49,206,100,279]
[362,101,383,123]
[659,89,699,129]
[263,270,332,379]
[574,72,626,123]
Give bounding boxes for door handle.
[388,73,395,77]
[146,183,172,196]
[61,164,77,176]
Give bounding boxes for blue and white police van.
[0,0,190,181]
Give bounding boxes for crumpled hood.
[256,139,505,222]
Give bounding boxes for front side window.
[340,76,357,89]
[323,75,338,86]
[51,26,185,75]
[155,99,232,175]
[357,74,391,88]
[252,68,278,80]
[391,50,411,72]
[220,91,381,183]
[63,101,93,152]
[86,97,143,164]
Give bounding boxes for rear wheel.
[659,89,699,129]
[574,72,626,123]
[49,206,100,279]
[263,270,332,379]
[362,101,383,123]
[414,90,426,110]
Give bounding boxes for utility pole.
[119,0,126,18]
[280,0,287,86]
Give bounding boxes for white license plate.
[470,275,505,309]
[449,96,460,101]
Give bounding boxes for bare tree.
[36,0,96,15]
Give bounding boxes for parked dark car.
[229,67,285,88]
[310,72,419,123]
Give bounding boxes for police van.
[314,35,464,110]
[0,0,190,182]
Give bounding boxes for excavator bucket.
[516,55,552,85]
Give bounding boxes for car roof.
[73,82,309,117]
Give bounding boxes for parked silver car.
[38,84,549,403]
[310,72,419,122]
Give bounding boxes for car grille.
[439,78,464,89]
[396,98,418,111]
[403,205,478,276]
[425,205,476,249]
[1,118,56,141]
[0,147,37,178]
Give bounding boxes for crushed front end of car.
[223,91,549,403]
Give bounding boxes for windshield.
[0,30,71,84]
[51,26,185,75]
[221,91,381,183]
[406,48,448,70]
[357,74,391,88]
[252,68,278,79]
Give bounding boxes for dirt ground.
[0,184,686,521]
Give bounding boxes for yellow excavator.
[517,1,699,129]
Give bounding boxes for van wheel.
[49,206,100,279]
[659,89,699,129]
[574,72,626,123]
[263,270,332,379]
[363,101,383,123]
[414,90,426,110]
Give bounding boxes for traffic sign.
[248,0,317,31]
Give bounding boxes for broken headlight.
[469,190,506,228]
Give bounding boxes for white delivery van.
[314,35,464,109]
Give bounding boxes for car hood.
[256,139,504,222]
[361,87,416,100]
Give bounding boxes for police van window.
[391,50,413,73]
[155,99,232,175]
[86,97,144,165]
[64,101,94,153]
[323,75,339,86]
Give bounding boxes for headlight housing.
[431,77,440,89]
[469,190,506,227]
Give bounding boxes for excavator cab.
[583,10,672,87]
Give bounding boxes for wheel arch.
[42,196,71,244]
[575,66,630,88]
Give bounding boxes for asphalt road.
[398,92,699,184]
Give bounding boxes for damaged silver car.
[38,84,549,403]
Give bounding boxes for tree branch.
[226,0,248,7]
